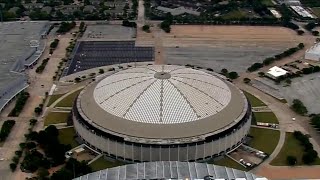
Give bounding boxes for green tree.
[228,71,239,79]
[142,25,150,32]
[291,99,308,115]
[98,69,104,74]
[221,68,228,75]
[9,163,17,172]
[286,155,297,166]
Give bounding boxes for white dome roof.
[93,65,231,124]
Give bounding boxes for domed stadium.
[72,65,252,162]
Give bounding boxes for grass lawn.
[47,94,65,107]
[58,127,79,148]
[260,0,274,6]
[312,7,320,17]
[90,157,125,172]
[55,89,82,107]
[243,91,266,107]
[249,127,280,155]
[209,157,247,171]
[270,133,320,166]
[253,112,279,124]
[222,10,247,20]
[44,112,70,126]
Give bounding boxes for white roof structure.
[156,6,200,16]
[305,43,320,61]
[267,66,288,78]
[73,161,265,180]
[93,65,231,124]
[270,9,282,18]
[290,6,314,18]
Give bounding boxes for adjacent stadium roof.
[73,161,265,180]
[78,65,247,140]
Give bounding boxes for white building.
[305,43,320,61]
[266,66,288,79]
[290,5,314,18]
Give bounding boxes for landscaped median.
[243,91,266,107]
[253,112,279,124]
[55,89,83,107]
[44,112,70,126]
[248,127,280,155]
[47,93,65,107]
[89,156,124,172]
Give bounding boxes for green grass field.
[58,127,79,148]
[249,127,280,155]
[44,112,70,126]
[222,10,248,20]
[90,157,125,172]
[270,133,320,166]
[253,112,279,124]
[260,0,274,6]
[209,157,247,171]
[243,91,266,107]
[55,89,82,107]
[47,94,65,107]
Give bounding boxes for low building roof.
[267,66,288,77]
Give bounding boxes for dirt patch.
[256,165,320,179]
[166,25,299,46]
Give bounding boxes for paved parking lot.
[63,41,154,76]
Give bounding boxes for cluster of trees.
[160,13,173,33]
[291,99,308,115]
[221,68,239,79]
[310,114,320,130]
[36,58,50,74]
[122,20,137,28]
[79,22,86,33]
[10,118,38,172]
[9,92,30,117]
[20,125,71,172]
[247,43,304,72]
[57,21,76,34]
[293,131,319,164]
[144,0,151,17]
[34,103,44,116]
[0,120,15,142]
[301,65,320,74]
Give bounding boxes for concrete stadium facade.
[72,65,252,162]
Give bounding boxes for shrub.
[312,31,319,36]
[287,155,297,166]
[74,77,81,82]
[98,69,104,74]
[247,63,263,72]
[206,68,213,72]
[50,39,60,49]
[221,68,228,75]
[9,92,30,117]
[228,71,239,79]
[297,30,304,35]
[142,25,150,32]
[0,120,16,141]
[29,119,38,126]
[9,163,17,172]
[243,78,251,84]
[57,21,76,34]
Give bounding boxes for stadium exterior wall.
[72,103,252,162]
